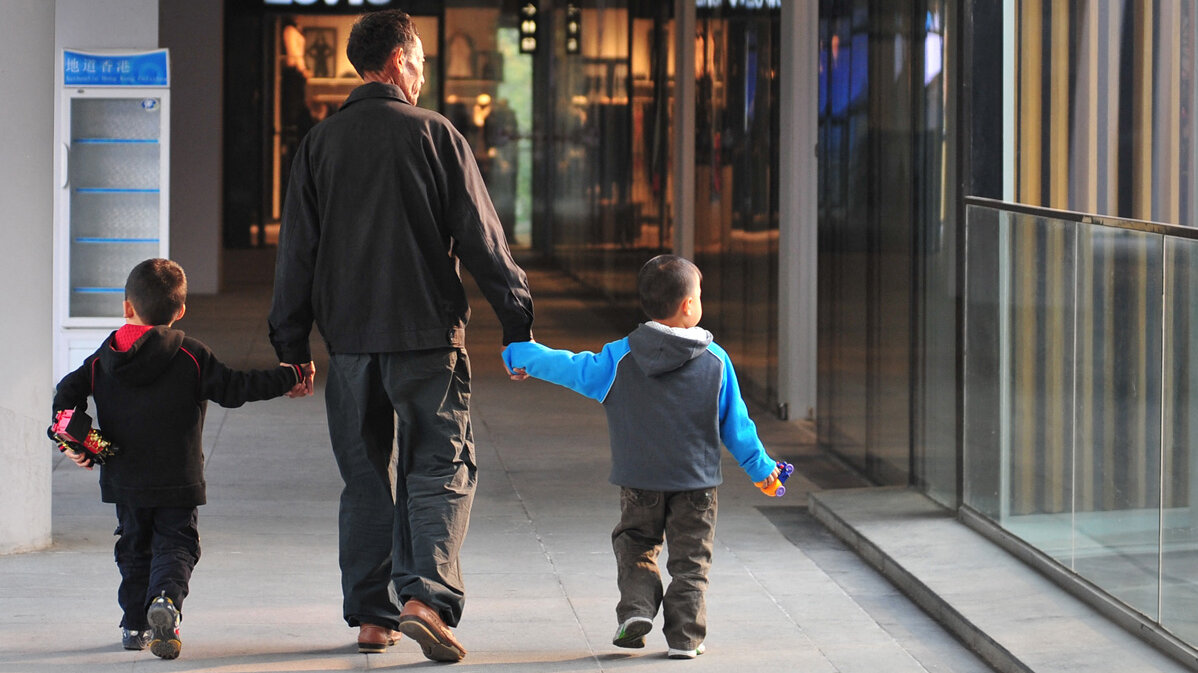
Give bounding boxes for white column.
[0,1,56,554]
[778,0,818,420]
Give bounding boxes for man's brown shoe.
[397,599,467,662]
[357,623,400,654]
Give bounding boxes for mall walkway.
[0,252,1186,672]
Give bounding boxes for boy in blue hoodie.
[503,254,782,659]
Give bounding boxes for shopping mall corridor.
[0,250,994,672]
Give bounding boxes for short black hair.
[125,258,187,326]
[637,254,701,320]
[346,9,419,77]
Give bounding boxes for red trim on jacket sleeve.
[179,346,201,378]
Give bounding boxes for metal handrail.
[965,196,1198,240]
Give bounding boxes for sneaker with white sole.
[121,628,151,651]
[146,592,182,660]
[667,643,706,659]
[612,616,654,648]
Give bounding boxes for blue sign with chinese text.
[63,49,170,87]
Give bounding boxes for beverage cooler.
[54,49,169,380]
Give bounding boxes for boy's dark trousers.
[114,504,201,630]
[612,487,717,651]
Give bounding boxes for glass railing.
[963,197,1198,649]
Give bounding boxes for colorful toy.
[755,461,794,497]
[50,408,119,466]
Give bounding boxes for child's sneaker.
[146,592,182,660]
[121,627,151,651]
[612,616,653,648]
[667,643,706,659]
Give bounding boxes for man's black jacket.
[269,82,534,363]
[52,326,300,507]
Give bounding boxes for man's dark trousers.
[325,348,476,629]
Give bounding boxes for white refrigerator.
[54,49,170,381]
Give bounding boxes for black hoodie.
[52,326,300,507]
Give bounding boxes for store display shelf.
[73,138,158,144]
[75,188,159,193]
[74,237,160,244]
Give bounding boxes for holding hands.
[284,361,317,397]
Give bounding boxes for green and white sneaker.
[612,616,654,648]
[146,592,182,660]
[667,643,706,659]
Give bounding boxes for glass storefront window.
[550,1,676,314]
[443,5,533,248]
[693,2,781,408]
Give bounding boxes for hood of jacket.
[627,321,713,377]
[98,326,185,387]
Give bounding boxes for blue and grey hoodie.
[502,322,776,491]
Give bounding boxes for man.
[268,9,534,663]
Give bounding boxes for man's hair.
[637,254,702,320]
[125,258,187,326]
[347,9,418,77]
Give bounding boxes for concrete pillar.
[160,0,223,294]
[0,0,159,555]
[778,0,818,420]
[0,1,56,554]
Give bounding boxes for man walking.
[269,9,534,663]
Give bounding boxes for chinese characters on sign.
[63,50,170,87]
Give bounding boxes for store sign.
[565,4,581,55]
[696,0,781,9]
[264,0,392,6]
[63,49,170,87]
[519,2,538,54]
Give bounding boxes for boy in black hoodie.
[52,258,304,659]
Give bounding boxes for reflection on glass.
[693,4,780,408]
[550,2,676,315]
[1001,214,1078,569]
[1161,237,1198,642]
[1072,226,1162,619]
[443,9,531,247]
[965,203,1184,633]
[1006,3,1194,225]
[816,2,919,485]
[963,205,1004,517]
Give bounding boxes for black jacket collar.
[341,81,413,111]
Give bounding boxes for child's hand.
[764,464,782,485]
[502,342,533,381]
[283,361,316,397]
[755,461,794,498]
[63,448,93,471]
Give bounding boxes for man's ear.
[123,300,136,320]
[388,46,405,76]
[172,304,187,324]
